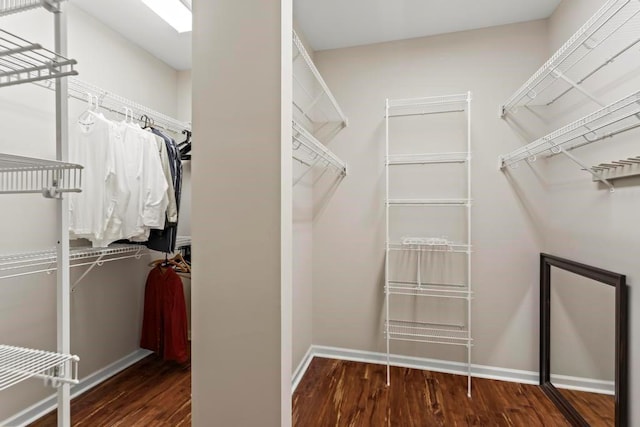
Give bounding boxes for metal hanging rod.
[0,345,79,391]
[0,29,78,88]
[500,90,640,169]
[387,93,469,117]
[0,0,64,17]
[35,77,190,134]
[0,153,82,197]
[500,0,640,116]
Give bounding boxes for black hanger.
[179,130,192,160]
[141,114,155,129]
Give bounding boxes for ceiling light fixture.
[141,0,192,33]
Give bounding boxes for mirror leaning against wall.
[540,253,628,427]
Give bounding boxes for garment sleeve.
[141,133,169,229]
[155,134,178,224]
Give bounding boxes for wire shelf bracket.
[500,0,640,117]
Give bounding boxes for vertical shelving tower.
[0,2,80,427]
[384,92,473,396]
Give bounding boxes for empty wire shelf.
[500,90,640,168]
[387,93,469,117]
[386,320,472,346]
[0,29,78,88]
[501,0,640,115]
[0,0,64,17]
[0,153,83,196]
[388,242,471,254]
[292,120,347,177]
[387,152,469,165]
[387,198,470,207]
[387,281,471,299]
[0,345,79,391]
[0,244,148,280]
[293,30,347,142]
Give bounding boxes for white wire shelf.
[0,345,79,391]
[388,242,471,254]
[385,320,472,346]
[0,29,78,88]
[387,198,470,207]
[500,90,640,168]
[175,235,191,249]
[387,281,471,299]
[293,30,347,143]
[589,156,640,182]
[500,0,640,116]
[387,152,469,165]
[0,0,64,17]
[35,77,191,134]
[292,120,347,177]
[0,153,83,196]
[387,93,470,117]
[0,244,148,280]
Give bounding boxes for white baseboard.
[292,345,613,396]
[1,349,153,427]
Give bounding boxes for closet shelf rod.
[499,90,640,169]
[500,0,640,116]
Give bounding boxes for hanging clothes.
[145,128,183,253]
[140,265,189,363]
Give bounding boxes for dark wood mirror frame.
[540,253,628,427]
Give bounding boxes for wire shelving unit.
[384,92,473,396]
[292,120,346,184]
[0,153,82,196]
[499,90,640,191]
[500,0,640,116]
[0,28,77,88]
[0,1,79,424]
[293,30,347,144]
[0,345,79,391]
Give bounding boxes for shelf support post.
[559,148,615,192]
[54,4,71,427]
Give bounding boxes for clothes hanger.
[78,92,97,126]
[148,253,182,269]
[170,253,191,273]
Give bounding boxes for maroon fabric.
[140,266,189,363]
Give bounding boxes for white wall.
[544,0,640,423]
[311,20,550,370]
[0,4,180,419]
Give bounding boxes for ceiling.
[295,0,562,51]
[71,0,561,71]
[71,0,192,71]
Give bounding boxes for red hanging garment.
[140,265,189,363]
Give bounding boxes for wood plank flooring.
[29,354,191,427]
[29,355,609,426]
[559,388,615,427]
[293,357,571,427]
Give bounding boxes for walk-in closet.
[1,0,639,426]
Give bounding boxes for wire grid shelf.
[387,198,471,207]
[292,30,347,142]
[387,281,471,299]
[387,93,469,117]
[387,152,469,165]
[0,345,79,391]
[175,235,191,249]
[0,153,82,195]
[0,0,64,17]
[501,0,640,114]
[385,320,472,346]
[292,120,346,175]
[0,244,148,280]
[500,90,640,168]
[0,29,78,88]
[388,242,471,254]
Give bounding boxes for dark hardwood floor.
[29,355,581,426]
[29,354,191,427]
[293,358,571,427]
[559,388,615,427]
